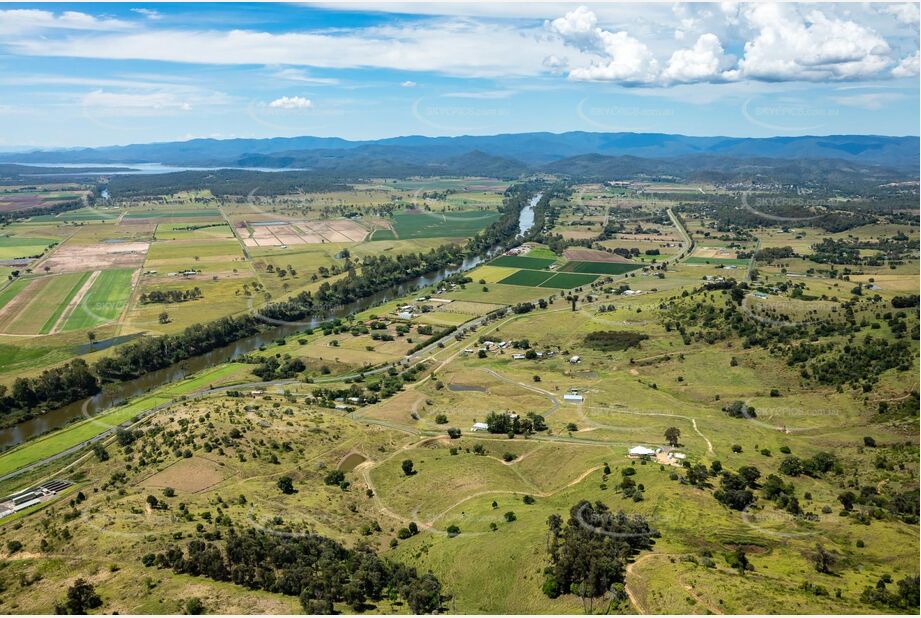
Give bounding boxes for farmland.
[392,210,500,239]
[0,175,916,616]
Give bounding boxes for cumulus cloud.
[891,50,920,77]
[661,33,735,84]
[268,96,313,109]
[737,5,892,81]
[549,5,904,86]
[549,7,658,83]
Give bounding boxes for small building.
[563,393,583,402]
[512,353,526,360]
[471,422,489,432]
[569,355,581,364]
[628,445,658,458]
[752,291,768,299]
[670,452,687,460]
[398,311,413,320]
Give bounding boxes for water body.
[0,195,540,450]
[13,162,308,176]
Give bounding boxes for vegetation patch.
[559,261,642,275]
[490,255,556,269]
[498,269,554,287]
[583,330,649,351]
[538,272,599,288]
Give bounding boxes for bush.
[185,597,206,615]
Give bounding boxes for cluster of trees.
[0,359,99,419]
[248,356,306,381]
[144,528,443,613]
[542,500,655,611]
[139,287,203,304]
[778,452,839,478]
[483,411,547,435]
[582,330,649,352]
[723,400,756,419]
[105,169,348,198]
[860,575,919,611]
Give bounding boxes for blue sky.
[0,2,918,148]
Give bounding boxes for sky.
[0,2,918,149]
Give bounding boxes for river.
[0,193,541,450]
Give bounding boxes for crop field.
[0,272,89,334]
[154,222,236,241]
[0,279,28,312]
[558,260,642,275]
[490,255,557,269]
[391,210,499,239]
[536,272,599,288]
[0,236,56,260]
[497,268,554,286]
[63,268,135,331]
[38,240,149,273]
[122,208,221,222]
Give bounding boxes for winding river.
[0,194,541,450]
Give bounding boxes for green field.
[30,208,120,222]
[490,255,557,269]
[392,210,499,239]
[39,271,92,334]
[559,260,642,275]
[686,256,751,266]
[369,228,397,241]
[497,269,554,286]
[0,364,243,478]
[0,236,56,260]
[62,268,135,330]
[537,272,599,288]
[0,279,28,311]
[123,209,220,220]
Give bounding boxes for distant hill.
[4,131,917,173]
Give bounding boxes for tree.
[808,544,837,574]
[446,427,461,439]
[402,572,442,613]
[185,597,205,615]
[158,311,170,324]
[401,459,415,476]
[86,331,96,346]
[57,578,102,614]
[277,476,295,494]
[726,547,750,576]
[664,427,681,447]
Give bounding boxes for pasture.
[391,210,499,239]
[63,268,135,331]
[490,255,557,269]
[0,236,56,260]
[559,261,642,275]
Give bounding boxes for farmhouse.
[628,445,659,458]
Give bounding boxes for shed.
[471,422,489,432]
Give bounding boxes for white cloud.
[82,90,197,112]
[880,3,920,25]
[131,8,162,20]
[268,96,313,109]
[0,9,132,35]
[400,80,417,87]
[737,5,892,81]
[6,21,583,78]
[661,33,735,84]
[892,50,920,77]
[272,68,340,85]
[831,91,904,110]
[549,7,658,84]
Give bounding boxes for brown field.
[434,300,506,315]
[38,241,149,273]
[693,246,739,259]
[138,456,228,493]
[240,219,367,247]
[559,230,599,240]
[563,247,632,263]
